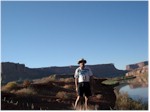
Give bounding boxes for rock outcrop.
[124,61,148,89]
[1,62,127,83]
[126,61,148,71]
[125,61,148,77]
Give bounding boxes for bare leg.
[84,96,88,110]
[74,96,80,109]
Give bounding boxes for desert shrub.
[27,83,55,96]
[33,74,57,84]
[1,81,18,92]
[65,78,74,82]
[96,94,102,100]
[23,80,31,88]
[15,88,37,95]
[49,74,57,81]
[63,84,74,90]
[59,77,74,82]
[56,91,73,99]
[115,92,148,110]
[59,78,65,82]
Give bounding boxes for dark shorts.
[78,82,92,97]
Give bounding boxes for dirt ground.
[1,78,118,110]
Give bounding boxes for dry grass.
[64,78,74,82]
[59,78,74,82]
[72,103,99,110]
[63,84,75,90]
[15,88,37,95]
[33,75,57,84]
[115,92,148,110]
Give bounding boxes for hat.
[78,58,87,64]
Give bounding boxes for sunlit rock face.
[126,61,148,77]
[126,61,148,71]
[125,61,148,88]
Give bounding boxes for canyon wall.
[1,62,127,83]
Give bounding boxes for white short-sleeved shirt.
[74,66,93,83]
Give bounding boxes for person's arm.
[74,69,79,93]
[75,78,78,92]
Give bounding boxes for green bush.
[1,81,18,92]
[102,80,119,85]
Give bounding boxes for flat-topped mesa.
[87,63,122,77]
[126,61,148,71]
[1,62,50,83]
[1,62,126,83]
[2,62,26,72]
[36,63,126,78]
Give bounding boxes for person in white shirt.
[74,58,93,110]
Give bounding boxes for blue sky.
[1,1,148,70]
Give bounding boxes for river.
[119,75,148,104]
